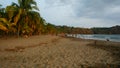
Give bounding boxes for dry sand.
[0,35,120,68]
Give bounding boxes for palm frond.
[31,0,37,5]
[11,2,19,8]
[0,18,8,24]
[32,6,39,10]
[0,23,8,31]
[13,9,22,25]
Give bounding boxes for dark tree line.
[92,25,120,34]
[56,25,93,34]
[56,25,120,34]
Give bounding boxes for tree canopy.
[0,1,120,37]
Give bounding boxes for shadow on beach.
[87,40,120,67]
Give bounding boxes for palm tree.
[10,0,40,36]
[0,0,45,36]
[0,4,4,17]
[0,3,21,36]
[0,5,19,35]
[27,11,45,35]
[45,23,57,35]
[0,5,8,32]
[0,19,8,31]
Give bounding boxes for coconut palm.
[10,0,40,36]
[0,5,9,32]
[0,5,20,34]
[0,0,45,36]
[0,3,21,36]
[0,4,5,17]
[0,18,8,31]
[27,11,45,35]
[45,23,57,35]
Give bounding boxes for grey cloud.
[72,0,120,24]
[45,0,120,17]
[44,0,72,7]
[43,0,120,27]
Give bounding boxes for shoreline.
[66,34,120,43]
[0,35,120,67]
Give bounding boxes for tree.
[0,5,9,32]
[0,4,4,17]
[10,0,40,36]
[0,5,21,35]
[44,23,58,35]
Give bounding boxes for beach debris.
[94,40,97,45]
[106,39,110,41]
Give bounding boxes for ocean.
[67,34,120,42]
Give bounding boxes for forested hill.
[56,25,93,34]
[56,25,120,34]
[91,25,120,34]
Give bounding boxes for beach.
[0,35,120,68]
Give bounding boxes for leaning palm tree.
[0,19,8,31]
[0,5,20,35]
[0,5,9,32]
[0,3,21,35]
[11,0,40,36]
[1,0,44,36]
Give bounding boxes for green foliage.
[56,26,93,34]
[44,23,57,34]
[6,6,18,21]
[0,0,58,37]
[91,25,120,34]
[0,1,119,37]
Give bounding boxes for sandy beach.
[0,35,120,68]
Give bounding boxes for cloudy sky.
[1,0,120,28]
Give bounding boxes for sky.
[0,0,120,28]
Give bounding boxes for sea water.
[67,34,120,42]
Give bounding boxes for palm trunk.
[17,24,20,37]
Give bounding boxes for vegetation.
[56,25,93,34]
[56,25,120,34]
[0,0,120,37]
[0,0,51,37]
[92,25,120,34]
